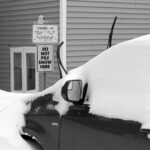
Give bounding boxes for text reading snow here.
[38,45,53,72]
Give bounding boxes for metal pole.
[44,71,46,89]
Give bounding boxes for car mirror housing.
[61,80,82,103]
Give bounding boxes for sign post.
[32,15,58,89]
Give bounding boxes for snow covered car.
[23,92,150,150]
[23,34,150,150]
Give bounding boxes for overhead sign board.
[37,45,53,72]
[33,25,58,43]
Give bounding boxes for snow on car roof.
[61,34,150,130]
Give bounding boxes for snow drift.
[0,90,36,150]
[0,81,64,150]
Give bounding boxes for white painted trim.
[10,49,13,92]
[60,0,67,74]
[23,47,39,93]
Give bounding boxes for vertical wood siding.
[0,0,60,91]
[67,0,150,70]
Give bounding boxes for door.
[59,104,145,150]
[10,47,39,93]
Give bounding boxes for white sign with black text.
[37,45,53,72]
[33,25,58,43]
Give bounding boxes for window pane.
[14,53,22,90]
[27,53,35,90]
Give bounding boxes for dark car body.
[23,93,150,150]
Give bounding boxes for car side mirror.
[61,80,82,103]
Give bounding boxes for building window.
[10,47,39,93]
[26,53,36,90]
[14,53,22,91]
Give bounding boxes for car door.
[59,104,147,150]
[24,94,60,150]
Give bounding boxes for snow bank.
[0,91,32,150]
[0,79,65,149]
[0,137,24,150]
[0,136,34,150]
[62,34,150,129]
[0,91,36,150]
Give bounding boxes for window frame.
[10,47,39,93]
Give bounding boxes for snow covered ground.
[0,137,42,150]
[1,34,150,149]
[0,137,40,150]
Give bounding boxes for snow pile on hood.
[62,34,150,130]
[37,79,71,115]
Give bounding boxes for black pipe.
[56,42,68,78]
